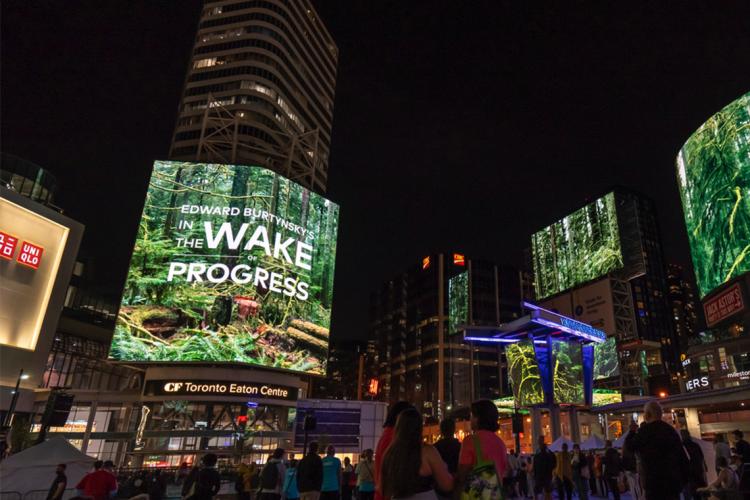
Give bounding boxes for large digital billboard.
[532,193,623,299]
[676,92,750,298]
[507,340,545,407]
[448,271,469,335]
[110,161,339,375]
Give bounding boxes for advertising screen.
[507,340,545,407]
[110,161,339,375]
[532,193,623,299]
[448,271,469,335]
[676,92,750,298]
[551,339,585,404]
[593,337,619,380]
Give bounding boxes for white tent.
[0,438,95,496]
[548,436,575,452]
[580,434,606,451]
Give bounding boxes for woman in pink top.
[457,400,508,482]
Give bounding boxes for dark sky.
[3,1,750,341]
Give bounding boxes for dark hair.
[271,448,285,460]
[471,400,499,432]
[103,460,114,468]
[308,442,319,455]
[440,418,455,437]
[381,408,423,498]
[94,460,103,470]
[202,453,218,467]
[326,445,335,455]
[384,401,414,428]
[733,430,744,439]
[717,456,728,468]
[57,464,67,470]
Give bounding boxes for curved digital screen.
[110,161,339,375]
[677,92,750,298]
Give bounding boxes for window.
[194,57,218,69]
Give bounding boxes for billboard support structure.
[193,93,323,193]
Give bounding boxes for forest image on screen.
[507,341,545,406]
[448,271,469,335]
[532,193,623,299]
[110,161,339,375]
[551,339,584,404]
[676,92,750,298]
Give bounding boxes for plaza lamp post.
[2,369,30,427]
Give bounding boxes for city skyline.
[3,1,750,341]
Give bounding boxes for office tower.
[667,264,701,352]
[169,0,338,194]
[370,253,524,415]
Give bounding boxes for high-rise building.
[667,264,701,356]
[370,253,524,416]
[169,0,338,194]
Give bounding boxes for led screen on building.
[594,337,619,380]
[676,92,750,298]
[448,271,469,335]
[110,161,339,375]
[551,339,584,404]
[532,193,623,299]
[507,340,545,407]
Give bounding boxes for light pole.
[2,369,30,427]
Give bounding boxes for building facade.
[667,263,702,358]
[169,0,338,194]
[371,253,524,416]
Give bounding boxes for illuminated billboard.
[551,339,584,404]
[110,161,339,375]
[507,340,544,407]
[531,193,623,299]
[676,92,750,298]
[448,271,469,335]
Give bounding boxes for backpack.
[260,461,280,490]
[460,435,504,500]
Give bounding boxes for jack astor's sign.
[144,379,298,401]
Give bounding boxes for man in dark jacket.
[182,453,221,500]
[297,442,324,500]
[624,401,688,500]
[603,440,622,500]
[533,436,556,500]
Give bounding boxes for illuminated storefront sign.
[144,379,298,401]
[453,253,465,266]
[0,197,69,350]
[685,376,710,392]
[703,283,745,327]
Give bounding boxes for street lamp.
[2,369,29,427]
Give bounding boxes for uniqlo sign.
[704,283,745,327]
[17,241,44,270]
[0,231,19,260]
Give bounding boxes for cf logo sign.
[163,382,183,392]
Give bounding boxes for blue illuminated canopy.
[463,301,606,345]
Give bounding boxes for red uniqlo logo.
[17,241,44,270]
[0,231,19,260]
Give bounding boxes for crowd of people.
[46,400,749,500]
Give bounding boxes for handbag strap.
[473,434,487,466]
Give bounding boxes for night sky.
[3,1,750,341]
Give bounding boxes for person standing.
[182,454,221,500]
[284,460,300,500]
[46,464,67,500]
[375,402,413,500]
[260,449,287,500]
[297,442,324,500]
[621,431,641,500]
[554,443,573,500]
[147,470,167,500]
[714,434,732,471]
[457,400,508,500]
[433,418,461,475]
[381,408,454,500]
[602,440,621,500]
[531,437,556,500]
[624,401,687,500]
[570,444,588,500]
[77,460,118,500]
[341,457,354,500]
[321,446,342,500]
[731,430,750,463]
[681,429,707,500]
[356,449,376,500]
